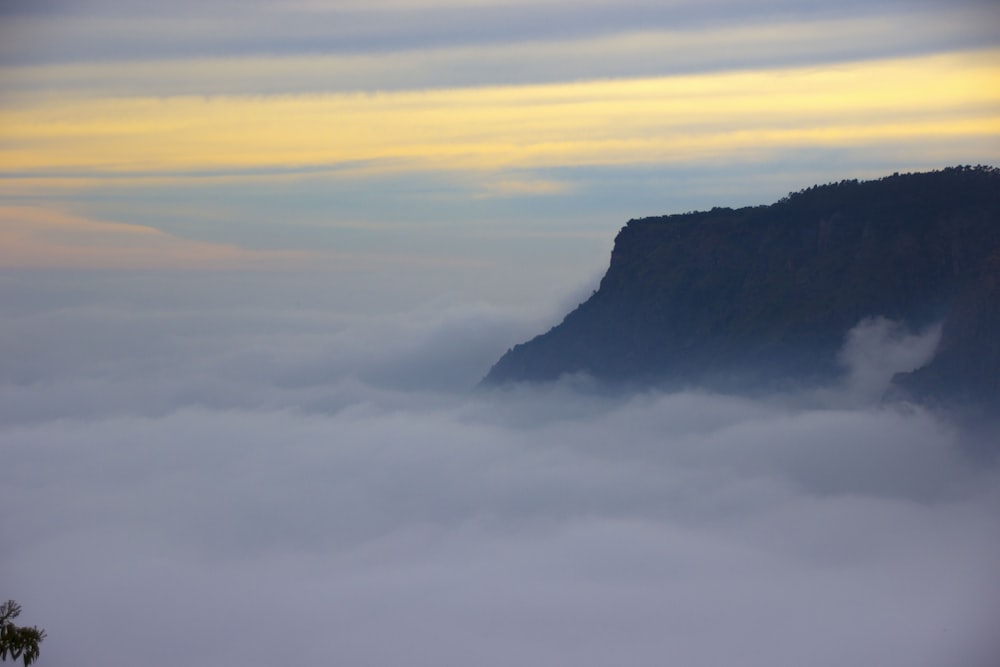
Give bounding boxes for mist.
[1,271,998,667]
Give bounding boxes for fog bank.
[1,273,998,667]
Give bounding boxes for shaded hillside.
[891,247,1000,407]
[483,166,1000,404]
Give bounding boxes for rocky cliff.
[483,166,1000,407]
[891,246,1000,407]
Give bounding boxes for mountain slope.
[483,166,1000,404]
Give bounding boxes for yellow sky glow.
[0,205,319,269]
[2,49,998,181]
[0,205,493,270]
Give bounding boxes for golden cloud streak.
[0,205,495,270]
[2,50,998,179]
[0,206,320,269]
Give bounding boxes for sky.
[1,0,999,300]
[2,1,1000,665]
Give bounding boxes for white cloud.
[4,394,999,666]
[836,316,943,405]
[1,272,998,666]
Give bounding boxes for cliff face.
[483,167,1000,404]
[891,248,1000,406]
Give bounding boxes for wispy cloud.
[0,206,328,269]
[3,0,996,67]
[2,0,997,273]
[3,51,997,184]
[3,11,997,95]
[474,178,574,198]
[0,205,492,270]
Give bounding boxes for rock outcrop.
[891,247,1000,407]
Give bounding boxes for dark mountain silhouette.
[891,246,1000,408]
[483,166,1000,409]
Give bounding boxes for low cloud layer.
[836,315,943,405]
[1,273,998,667]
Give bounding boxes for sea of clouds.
[1,270,998,667]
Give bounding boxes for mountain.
[482,166,1000,408]
[890,246,1000,407]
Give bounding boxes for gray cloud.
[836,316,942,405]
[1,0,996,82]
[1,270,998,666]
[4,390,999,666]
[0,269,594,423]
[6,11,996,97]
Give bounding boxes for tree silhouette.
[0,601,45,666]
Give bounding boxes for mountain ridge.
[482,166,1000,409]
